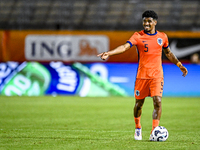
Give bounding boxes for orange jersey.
[127,30,169,79]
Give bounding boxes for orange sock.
[134,117,141,129]
[151,119,160,133]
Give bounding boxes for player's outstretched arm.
[163,47,188,77]
[97,43,131,60]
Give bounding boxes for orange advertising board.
[0,30,200,62]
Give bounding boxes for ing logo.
[79,40,98,56]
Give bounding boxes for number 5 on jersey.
[144,44,148,52]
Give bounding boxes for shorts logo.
[157,38,163,46]
[136,90,140,96]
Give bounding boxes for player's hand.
[97,52,109,60]
[179,65,188,77]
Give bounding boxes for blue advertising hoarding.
[86,63,200,97]
[0,61,199,97]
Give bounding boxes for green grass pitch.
[0,96,199,150]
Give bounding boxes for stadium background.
[0,0,200,97]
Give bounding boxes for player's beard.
[144,26,151,32]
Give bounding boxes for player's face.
[143,17,157,33]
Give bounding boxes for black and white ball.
[151,126,169,141]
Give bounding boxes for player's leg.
[134,98,145,127]
[150,78,164,133]
[149,96,162,141]
[134,78,150,119]
[152,96,162,132]
[134,78,150,140]
[134,98,145,140]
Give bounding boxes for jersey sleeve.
[163,33,169,49]
[126,32,138,48]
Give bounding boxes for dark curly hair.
[142,10,158,20]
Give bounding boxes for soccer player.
[97,10,188,140]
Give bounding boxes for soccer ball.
[150,126,169,142]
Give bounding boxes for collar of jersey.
[144,30,157,36]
